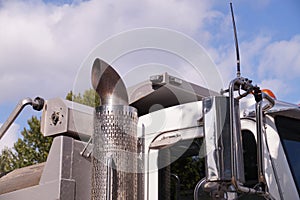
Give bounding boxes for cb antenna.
[230,2,241,77]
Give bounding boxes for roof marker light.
[261,89,276,100]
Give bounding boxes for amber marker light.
[262,89,276,100]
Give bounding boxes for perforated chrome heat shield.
[91,105,138,200]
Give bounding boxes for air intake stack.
[91,58,139,200]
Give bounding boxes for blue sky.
[0,0,299,150]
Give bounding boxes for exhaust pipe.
[91,58,140,200]
[91,58,128,106]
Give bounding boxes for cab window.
[158,138,205,200]
[275,116,300,193]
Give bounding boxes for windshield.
[275,116,300,194]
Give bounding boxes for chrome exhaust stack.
[91,58,140,200]
[91,58,129,106]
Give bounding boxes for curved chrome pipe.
[171,174,180,200]
[228,78,263,195]
[262,93,275,112]
[194,178,206,200]
[91,58,128,106]
[0,97,44,140]
[228,78,276,197]
[256,92,275,184]
[228,78,244,183]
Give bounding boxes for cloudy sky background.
[0,0,299,150]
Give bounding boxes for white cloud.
[258,35,300,80]
[244,35,300,103]
[0,0,219,104]
[209,32,300,103]
[259,79,290,100]
[240,36,271,74]
[0,123,19,151]
[0,0,299,105]
[210,33,272,82]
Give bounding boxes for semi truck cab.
[0,65,299,200]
